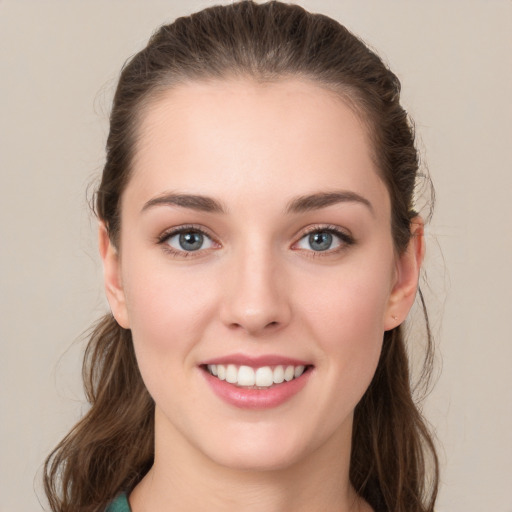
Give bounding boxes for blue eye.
[307,232,334,251]
[164,230,215,252]
[295,228,352,252]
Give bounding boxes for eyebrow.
[285,191,374,215]
[141,190,373,216]
[141,193,226,214]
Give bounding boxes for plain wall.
[1,1,511,511]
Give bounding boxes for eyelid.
[156,224,220,256]
[291,224,355,253]
[155,223,353,257]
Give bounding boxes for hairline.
[129,72,383,177]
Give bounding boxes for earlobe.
[98,222,130,329]
[384,217,425,331]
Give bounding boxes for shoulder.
[105,492,132,512]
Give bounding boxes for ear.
[98,222,130,329]
[384,217,425,331]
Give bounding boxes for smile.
[201,356,313,409]
[206,364,307,388]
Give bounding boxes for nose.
[219,242,292,337]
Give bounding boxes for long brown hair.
[44,2,438,511]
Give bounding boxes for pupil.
[309,232,332,251]
[179,232,203,251]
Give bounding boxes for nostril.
[227,320,280,334]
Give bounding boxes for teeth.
[226,364,238,383]
[284,365,295,382]
[273,365,285,384]
[237,365,255,386]
[255,366,273,387]
[294,365,305,378]
[206,363,307,388]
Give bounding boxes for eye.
[161,228,216,253]
[294,227,353,253]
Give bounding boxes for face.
[101,79,422,473]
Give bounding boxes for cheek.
[120,257,222,414]
[303,264,392,334]
[313,291,385,381]
[297,252,394,375]
[121,253,220,357]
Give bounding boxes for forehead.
[125,78,388,216]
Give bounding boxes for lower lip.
[201,368,312,409]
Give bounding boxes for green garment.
[104,490,387,511]
[105,492,131,512]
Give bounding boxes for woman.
[44,2,439,511]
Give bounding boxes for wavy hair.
[44,2,438,511]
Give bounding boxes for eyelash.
[156,224,355,258]
[293,224,355,257]
[157,224,219,258]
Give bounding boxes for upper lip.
[201,353,311,368]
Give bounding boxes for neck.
[129,409,371,512]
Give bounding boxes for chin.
[211,448,303,473]
[198,426,317,473]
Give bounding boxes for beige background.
[1,1,511,511]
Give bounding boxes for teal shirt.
[105,493,131,512]
[104,490,388,512]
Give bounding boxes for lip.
[200,356,313,410]
[201,353,310,368]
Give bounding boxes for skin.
[100,79,424,512]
